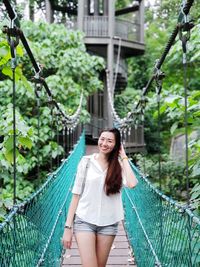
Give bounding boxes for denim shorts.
[73,215,119,236]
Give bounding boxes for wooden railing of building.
[71,16,141,43]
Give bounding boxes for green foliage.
[0,19,104,217]
[0,174,34,222]
[115,0,131,10]
[190,183,200,216]
[136,154,187,200]
[114,1,200,212]
[115,87,141,117]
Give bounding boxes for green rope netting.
[0,132,85,267]
[1,134,200,267]
[123,162,200,267]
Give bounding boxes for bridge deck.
[61,145,136,266]
[62,221,136,266]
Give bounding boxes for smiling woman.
[62,128,138,267]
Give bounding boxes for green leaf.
[2,66,13,79]
[0,46,8,56]
[18,136,33,149]
[170,122,178,135]
[16,45,24,57]
[4,136,14,151]
[190,192,200,201]
[4,149,13,163]
[21,76,33,93]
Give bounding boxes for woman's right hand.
[62,228,73,249]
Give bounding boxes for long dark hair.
[100,128,122,195]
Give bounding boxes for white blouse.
[72,154,125,226]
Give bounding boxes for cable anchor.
[154,61,165,96]
[2,26,20,69]
[178,1,194,54]
[33,63,42,80]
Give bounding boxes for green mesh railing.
[0,132,85,267]
[123,162,200,267]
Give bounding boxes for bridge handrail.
[130,161,200,225]
[0,132,85,266]
[123,160,200,267]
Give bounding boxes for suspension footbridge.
[0,0,200,266]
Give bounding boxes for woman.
[62,128,138,267]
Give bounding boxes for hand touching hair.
[100,128,122,195]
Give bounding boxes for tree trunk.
[29,0,34,22]
[45,0,54,23]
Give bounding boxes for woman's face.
[98,131,116,155]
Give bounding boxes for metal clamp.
[154,61,165,96]
[178,0,194,51]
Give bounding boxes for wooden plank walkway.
[61,145,137,266]
[62,221,136,266]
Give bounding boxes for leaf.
[170,122,178,135]
[21,76,33,93]
[190,192,200,201]
[191,165,200,177]
[4,149,13,163]
[16,45,24,57]
[191,184,200,193]
[4,136,14,151]
[0,46,8,56]
[18,136,33,149]
[0,49,11,66]
[17,154,26,164]
[2,66,13,79]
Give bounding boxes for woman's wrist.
[121,155,128,161]
[64,224,72,229]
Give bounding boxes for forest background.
[0,0,200,221]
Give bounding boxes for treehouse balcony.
[71,15,144,58]
[70,0,146,152]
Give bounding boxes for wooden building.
[46,0,145,152]
[77,0,145,152]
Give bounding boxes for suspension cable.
[154,68,166,263]
[136,0,195,110]
[106,69,133,128]
[154,67,165,190]
[113,36,122,93]
[62,120,66,159]
[6,11,19,205]
[34,83,42,180]
[49,97,54,172]
[56,112,60,167]
[178,0,194,206]
[11,44,17,205]
[2,0,83,130]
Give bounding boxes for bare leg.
[75,232,98,267]
[96,234,115,267]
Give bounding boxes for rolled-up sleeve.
[72,157,86,195]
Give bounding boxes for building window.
[88,0,94,15]
[99,0,104,15]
